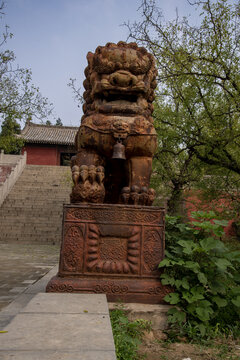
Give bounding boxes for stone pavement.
[0,242,59,312]
[0,241,170,359]
[0,244,116,360]
[0,293,116,360]
[0,264,58,329]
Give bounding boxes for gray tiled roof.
[18,122,78,145]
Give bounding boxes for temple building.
[18,122,78,166]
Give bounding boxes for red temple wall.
[184,190,235,237]
[22,144,76,166]
[23,144,58,165]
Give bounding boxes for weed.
[110,304,151,360]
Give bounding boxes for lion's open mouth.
[93,91,147,115]
[101,93,138,103]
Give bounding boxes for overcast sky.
[4,0,199,127]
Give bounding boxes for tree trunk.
[167,185,184,216]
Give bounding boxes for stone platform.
[47,203,170,303]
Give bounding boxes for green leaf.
[164,292,180,305]
[198,323,206,337]
[182,277,190,290]
[232,296,240,307]
[185,261,200,273]
[214,258,232,271]
[210,280,226,295]
[227,251,240,263]
[192,211,216,220]
[197,272,208,285]
[233,273,240,283]
[182,289,204,303]
[178,240,197,254]
[212,296,227,307]
[167,307,186,323]
[196,306,212,321]
[200,300,212,307]
[200,237,223,252]
[213,219,229,227]
[229,287,240,296]
[158,258,171,267]
[175,279,182,289]
[161,274,175,286]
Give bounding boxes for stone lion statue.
[70,41,158,205]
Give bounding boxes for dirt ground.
[138,330,240,360]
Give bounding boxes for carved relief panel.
[142,228,165,275]
[59,223,85,273]
[85,224,141,275]
[59,204,165,279]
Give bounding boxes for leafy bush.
[160,211,240,340]
[110,305,151,360]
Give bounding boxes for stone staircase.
[0,165,72,243]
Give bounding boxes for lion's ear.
[87,52,94,66]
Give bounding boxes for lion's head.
[81,42,157,123]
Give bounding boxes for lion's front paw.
[120,186,155,206]
[70,165,105,203]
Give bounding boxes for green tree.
[55,117,63,126]
[151,102,205,214]
[0,112,24,154]
[0,1,53,153]
[127,0,240,214]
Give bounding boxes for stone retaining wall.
[0,150,27,206]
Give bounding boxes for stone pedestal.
[46,204,170,304]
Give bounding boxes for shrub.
[160,211,240,340]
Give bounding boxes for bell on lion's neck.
[112,140,126,160]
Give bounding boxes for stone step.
[0,214,64,219]
[0,205,66,212]
[0,236,61,243]
[13,172,71,178]
[5,193,69,198]
[0,165,71,243]
[7,186,70,192]
[0,228,61,235]
[2,195,69,201]
[2,203,68,209]
[0,217,62,225]
[16,181,70,185]
[7,194,68,198]
[0,209,63,215]
[0,214,62,222]
[12,187,69,192]
[9,181,70,186]
[0,218,61,224]
[1,200,67,206]
[9,181,71,187]
[0,218,62,226]
[1,213,62,218]
[0,233,61,239]
[4,194,69,200]
[21,170,70,174]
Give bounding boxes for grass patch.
[110,304,151,360]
